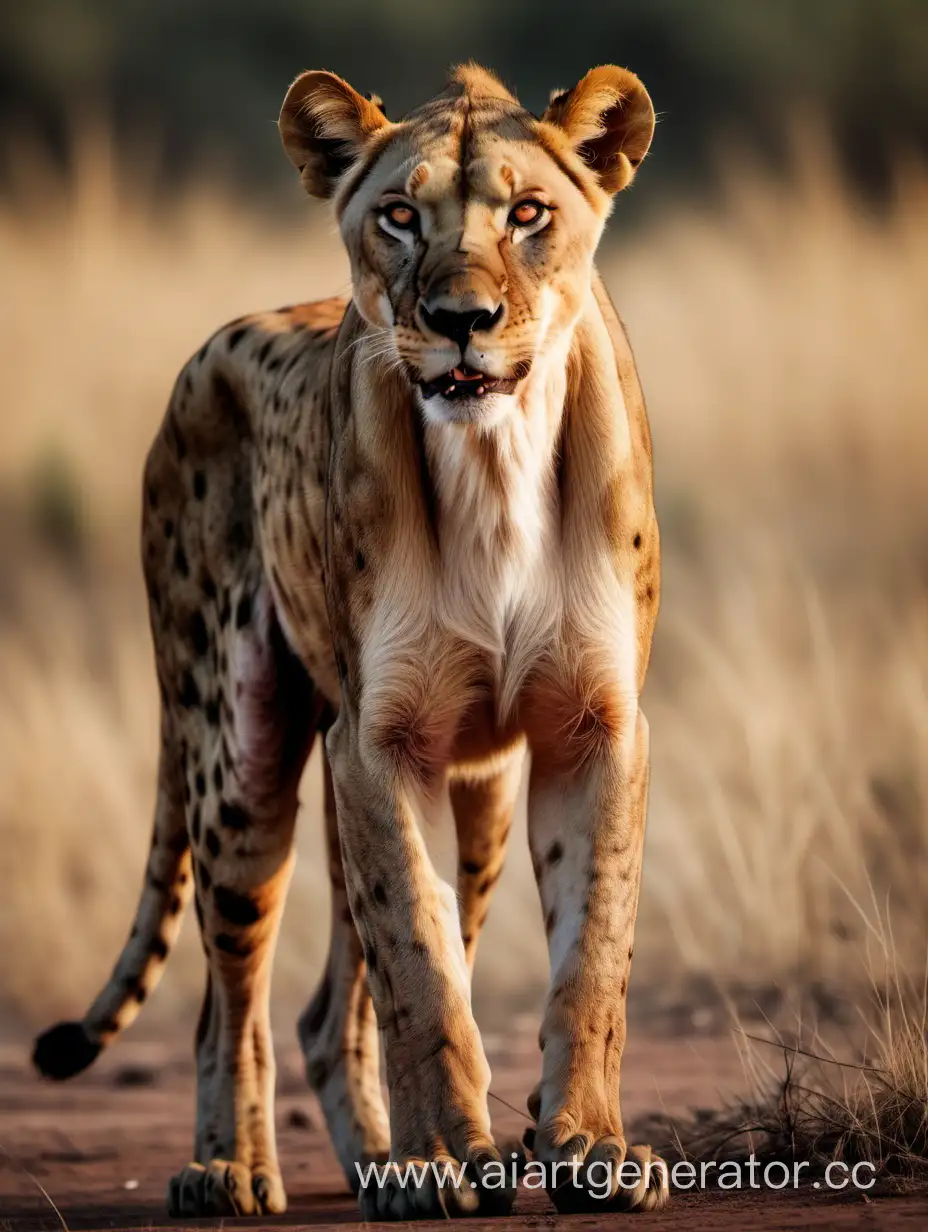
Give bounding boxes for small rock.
[113,1064,157,1088]
[286,1106,317,1131]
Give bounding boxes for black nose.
[420,304,503,352]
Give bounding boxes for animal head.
[279,63,654,426]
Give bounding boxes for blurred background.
[1,0,927,1041]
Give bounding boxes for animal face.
[280,64,654,426]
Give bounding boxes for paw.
[357,1149,517,1221]
[166,1160,287,1217]
[541,1135,669,1214]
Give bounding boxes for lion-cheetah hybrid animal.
[34,62,665,1219]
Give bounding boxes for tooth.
[447,385,456,393]
[477,386,485,395]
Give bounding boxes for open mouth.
[418,365,520,402]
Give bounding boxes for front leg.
[326,708,516,1220]
[526,696,668,1213]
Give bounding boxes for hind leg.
[450,749,524,970]
[297,751,390,1191]
[164,581,320,1217]
[168,832,296,1216]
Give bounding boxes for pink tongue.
[452,367,482,381]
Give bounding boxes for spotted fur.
[34,63,667,1219]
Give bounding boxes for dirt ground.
[2,1023,926,1231]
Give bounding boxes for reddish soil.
[2,1025,925,1231]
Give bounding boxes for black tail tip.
[33,1021,101,1080]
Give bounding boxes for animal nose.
[419,303,503,351]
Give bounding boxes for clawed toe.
[357,1152,517,1221]
[166,1160,286,1217]
[544,1138,670,1214]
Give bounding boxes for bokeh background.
[1,1,927,1041]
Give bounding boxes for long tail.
[33,751,192,1080]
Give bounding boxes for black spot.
[197,860,212,891]
[190,803,202,844]
[146,484,158,509]
[178,671,200,709]
[213,886,261,927]
[213,762,224,792]
[355,550,365,571]
[169,895,182,915]
[646,585,654,601]
[151,936,169,961]
[633,532,642,550]
[477,869,500,896]
[228,521,249,553]
[205,829,221,858]
[547,841,564,866]
[193,471,207,500]
[461,859,483,876]
[214,932,253,957]
[219,594,232,627]
[205,697,220,727]
[134,983,148,1003]
[195,771,206,797]
[189,611,209,656]
[373,882,387,906]
[174,545,189,577]
[220,801,250,830]
[33,1022,102,1080]
[363,945,378,971]
[163,518,174,539]
[257,340,273,365]
[545,908,557,934]
[235,594,252,629]
[228,326,248,351]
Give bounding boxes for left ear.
[279,70,392,199]
[542,66,654,193]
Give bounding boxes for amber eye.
[510,200,546,227]
[381,202,417,230]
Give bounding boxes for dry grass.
[1,125,927,1036]
[636,916,928,1181]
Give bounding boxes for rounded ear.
[279,70,391,199]
[542,66,654,194]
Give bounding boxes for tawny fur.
[34,62,668,1220]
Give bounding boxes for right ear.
[279,71,391,199]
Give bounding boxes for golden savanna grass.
[1,125,927,1037]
